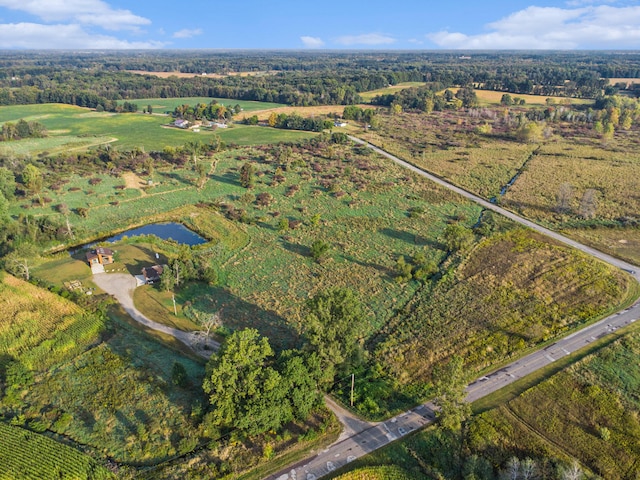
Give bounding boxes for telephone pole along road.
[267,138,640,480]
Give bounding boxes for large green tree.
[304,288,365,384]
[203,329,287,435]
[21,164,43,196]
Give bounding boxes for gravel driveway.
[92,273,218,358]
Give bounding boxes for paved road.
[348,136,640,282]
[92,273,218,358]
[265,138,640,480]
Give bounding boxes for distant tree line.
[2,51,639,111]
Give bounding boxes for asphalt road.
[265,138,640,480]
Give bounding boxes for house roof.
[142,265,164,280]
[96,247,113,256]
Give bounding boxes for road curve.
[92,272,218,358]
[265,138,640,480]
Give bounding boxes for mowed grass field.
[121,96,285,113]
[0,102,316,154]
[447,88,594,106]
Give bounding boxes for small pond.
[75,223,207,252]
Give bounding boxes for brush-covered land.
[329,329,640,480]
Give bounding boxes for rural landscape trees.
[0,49,639,480]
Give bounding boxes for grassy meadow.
[120,96,285,113]
[359,109,640,265]
[0,102,316,155]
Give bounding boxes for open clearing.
[447,88,594,106]
[359,109,640,263]
[247,104,364,121]
[359,82,428,102]
[0,102,315,154]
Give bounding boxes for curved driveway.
[92,272,218,358]
[266,138,640,480]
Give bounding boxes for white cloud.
[0,0,150,31]
[0,23,165,48]
[300,36,324,48]
[335,33,396,46]
[173,28,202,39]
[428,5,640,49]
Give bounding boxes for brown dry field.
[504,142,640,222]
[449,88,593,106]
[127,70,277,79]
[607,77,640,86]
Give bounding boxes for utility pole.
[350,373,355,407]
[172,294,177,315]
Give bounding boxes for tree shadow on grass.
[280,239,310,258]
[379,227,440,249]
[211,171,241,188]
[195,286,300,351]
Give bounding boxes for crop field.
[0,423,113,480]
[127,70,277,79]
[450,88,594,106]
[359,82,428,102]
[0,102,315,154]
[0,274,105,371]
[248,105,356,122]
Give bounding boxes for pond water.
[73,223,207,253]
[105,222,207,246]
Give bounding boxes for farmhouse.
[86,247,114,266]
[174,119,189,128]
[86,247,114,274]
[334,121,347,127]
[142,265,164,284]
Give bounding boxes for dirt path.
[92,272,218,358]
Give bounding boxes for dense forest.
[1,51,640,110]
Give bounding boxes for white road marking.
[545,354,555,362]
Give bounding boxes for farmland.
[359,82,428,102]
[0,422,113,480]
[0,102,315,155]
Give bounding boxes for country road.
[265,138,640,480]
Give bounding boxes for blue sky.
[0,0,639,49]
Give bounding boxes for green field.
[0,422,113,480]
[0,102,316,154]
[26,138,632,420]
[121,97,286,113]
